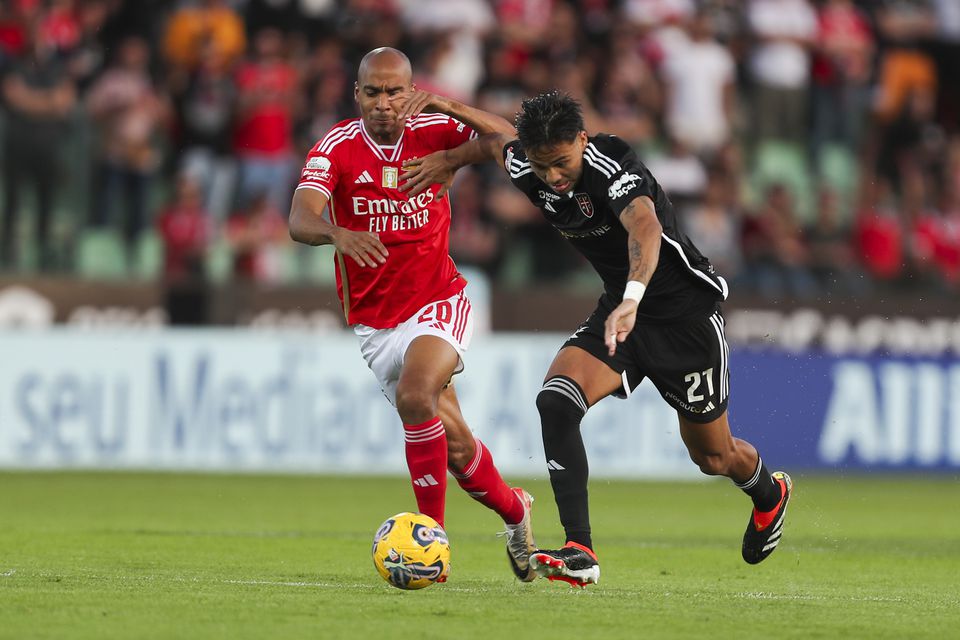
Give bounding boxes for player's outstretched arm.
[604,196,662,355]
[289,188,388,268]
[400,132,513,198]
[392,90,515,136]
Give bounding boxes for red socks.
[450,439,525,524]
[404,417,448,527]
[404,422,523,528]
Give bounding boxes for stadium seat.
[302,243,337,284]
[271,244,303,283]
[818,144,859,221]
[205,238,234,284]
[134,230,163,279]
[751,141,814,223]
[498,241,533,287]
[75,229,128,279]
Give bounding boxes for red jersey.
[157,206,209,279]
[296,114,476,328]
[233,61,297,156]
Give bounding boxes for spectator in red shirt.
[810,0,874,163]
[0,0,41,60]
[907,183,960,289]
[156,173,210,324]
[157,173,209,281]
[225,191,288,283]
[854,181,905,283]
[40,0,80,55]
[494,0,555,71]
[936,185,960,286]
[232,27,300,213]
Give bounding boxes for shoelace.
[497,523,530,558]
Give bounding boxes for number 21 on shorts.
[684,368,714,403]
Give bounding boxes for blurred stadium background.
[1,0,959,637]
[2,0,958,472]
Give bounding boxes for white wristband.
[623,280,646,304]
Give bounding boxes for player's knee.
[537,392,571,432]
[536,388,559,417]
[395,386,437,425]
[536,377,588,421]
[537,385,588,442]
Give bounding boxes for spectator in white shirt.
[660,10,735,155]
[747,0,818,144]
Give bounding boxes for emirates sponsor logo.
[351,190,436,216]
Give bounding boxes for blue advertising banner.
[729,351,960,471]
[1,330,958,474]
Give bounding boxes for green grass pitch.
[1,472,958,639]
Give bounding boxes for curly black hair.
[515,91,585,152]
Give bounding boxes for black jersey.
[502,134,728,322]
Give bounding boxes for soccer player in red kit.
[288,47,537,582]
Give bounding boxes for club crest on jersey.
[575,193,594,218]
[382,166,399,189]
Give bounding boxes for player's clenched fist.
[331,227,389,268]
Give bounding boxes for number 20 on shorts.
[418,301,453,327]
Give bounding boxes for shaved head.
[358,47,412,85]
[354,47,414,144]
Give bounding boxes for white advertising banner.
[0,330,697,478]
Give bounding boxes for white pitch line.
[1,569,15,577]
[733,592,907,603]
[222,578,483,593]
[224,579,349,588]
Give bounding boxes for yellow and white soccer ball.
[372,512,450,590]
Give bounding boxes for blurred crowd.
[1,0,959,300]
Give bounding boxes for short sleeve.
[296,141,340,200]
[501,140,532,183]
[587,139,657,217]
[444,116,478,149]
[407,114,477,151]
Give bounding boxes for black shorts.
[562,297,729,423]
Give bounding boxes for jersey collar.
[359,119,405,163]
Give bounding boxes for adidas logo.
[354,170,373,184]
[546,460,566,471]
[413,474,439,487]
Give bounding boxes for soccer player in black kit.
[399,92,792,587]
